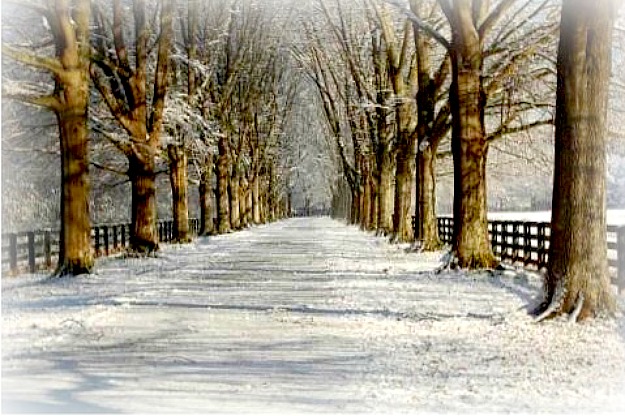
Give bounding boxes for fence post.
[538,224,548,269]
[44,230,52,268]
[28,231,36,273]
[95,227,101,256]
[523,223,531,267]
[618,226,625,294]
[103,226,109,255]
[112,225,118,251]
[9,233,18,274]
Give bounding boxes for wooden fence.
[418,216,625,292]
[1,219,200,276]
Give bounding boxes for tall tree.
[91,0,174,253]
[439,0,497,268]
[536,0,619,321]
[3,0,94,276]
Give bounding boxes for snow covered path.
[2,217,625,413]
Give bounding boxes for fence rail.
[413,216,625,292]
[1,219,200,276]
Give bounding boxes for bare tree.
[3,0,93,275]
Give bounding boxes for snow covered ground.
[2,217,625,413]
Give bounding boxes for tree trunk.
[259,175,268,224]
[362,169,373,230]
[451,68,495,268]
[448,2,496,268]
[370,178,379,230]
[538,0,617,321]
[252,175,261,224]
[417,144,442,250]
[245,175,253,225]
[56,94,93,276]
[216,137,231,233]
[393,141,416,242]
[129,152,158,253]
[230,172,241,229]
[287,192,292,218]
[377,153,395,234]
[351,187,361,225]
[168,144,190,243]
[199,164,215,236]
[239,175,249,228]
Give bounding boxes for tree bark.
[351,187,361,225]
[361,161,373,230]
[252,174,261,224]
[377,153,395,234]
[168,144,190,243]
[230,171,241,229]
[393,141,416,242]
[239,175,249,228]
[538,0,618,321]
[216,136,231,233]
[199,165,215,235]
[417,145,442,250]
[56,84,93,275]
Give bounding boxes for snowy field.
[2,217,625,413]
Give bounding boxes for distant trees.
[536,0,619,321]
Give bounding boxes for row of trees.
[311,0,619,321]
[3,0,299,275]
[2,0,621,321]
[303,0,555,257]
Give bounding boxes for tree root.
[434,250,458,274]
[568,292,585,323]
[52,260,94,278]
[534,275,567,323]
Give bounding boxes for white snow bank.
[2,217,625,413]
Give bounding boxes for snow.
[487,209,625,226]
[2,217,625,413]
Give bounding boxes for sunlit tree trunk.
[54,0,93,274]
[129,150,158,252]
[538,0,618,321]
